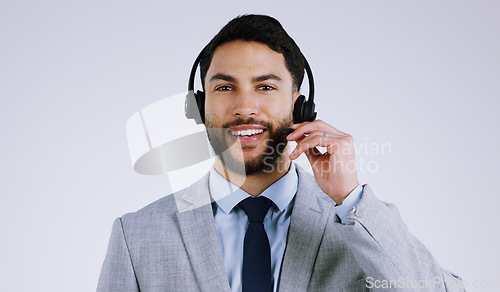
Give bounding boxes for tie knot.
[238,196,274,222]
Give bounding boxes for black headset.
[185,48,317,125]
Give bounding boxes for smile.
[230,129,265,137]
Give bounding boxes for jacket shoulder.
[120,172,210,228]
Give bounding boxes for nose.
[231,91,259,118]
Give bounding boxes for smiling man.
[98,15,464,292]
[204,40,300,195]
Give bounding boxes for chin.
[221,150,282,176]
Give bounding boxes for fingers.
[286,119,359,203]
[294,130,344,140]
[288,119,347,139]
[287,119,353,160]
[290,135,345,160]
[288,134,324,164]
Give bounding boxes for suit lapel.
[175,174,230,292]
[279,168,333,292]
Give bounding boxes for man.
[98,15,463,291]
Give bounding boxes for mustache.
[220,117,273,130]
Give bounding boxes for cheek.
[270,98,294,117]
[204,101,221,122]
[204,106,226,128]
[204,112,219,126]
[205,96,230,113]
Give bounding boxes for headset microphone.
[185,48,317,124]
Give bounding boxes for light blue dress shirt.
[209,162,363,292]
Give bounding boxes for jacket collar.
[174,165,333,292]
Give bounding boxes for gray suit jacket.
[97,167,463,291]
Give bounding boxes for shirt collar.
[209,162,298,214]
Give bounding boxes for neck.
[214,147,292,197]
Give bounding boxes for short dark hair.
[200,14,305,92]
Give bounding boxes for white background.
[1,0,499,291]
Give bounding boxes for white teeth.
[231,129,264,137]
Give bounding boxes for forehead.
[206,40,292,83]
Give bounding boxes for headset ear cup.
[185,90,205,124]
[293,95,306,124]
[185,90,200,123]
[303,99,317,122]
[195,90,206,124]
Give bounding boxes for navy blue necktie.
[238,196,274,292]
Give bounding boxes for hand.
[287,120,359,205]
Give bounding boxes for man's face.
[204,40,300,175]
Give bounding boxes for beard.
[205,115,292,176]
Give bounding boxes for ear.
[292,91,301,106]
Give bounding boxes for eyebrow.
[208,73,282,84]
[209,74,237,83]
[252,74,282,83]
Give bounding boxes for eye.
[215,85,233,91]
[258,85,275,91]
